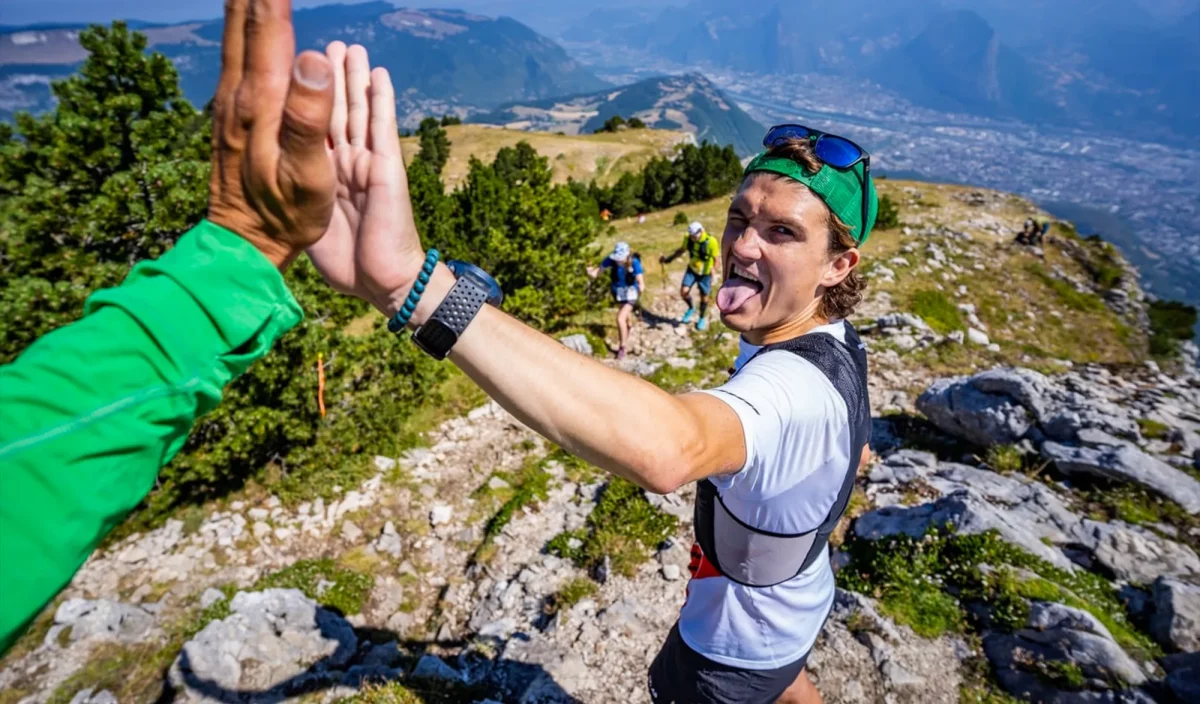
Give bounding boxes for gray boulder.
[876,313,932,331]
[1162,652,1200,702]
[856,476,1077,571]
[52,598,155,644]
[917,374,1036,447]
[1042,442,1200,514]
[1072,520,1200,585]
[1151,577,1200,652]
[984,628,1151,702]
[169,588,357,702]
[1027,602,1114,643]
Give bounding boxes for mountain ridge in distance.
[473,72,765,156]
[0,2,609,122]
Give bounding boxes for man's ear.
[820,247,860,288]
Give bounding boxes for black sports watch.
[411,260,503,360]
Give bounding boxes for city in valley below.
[567,41,1200,323]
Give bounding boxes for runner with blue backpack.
[588,241,644,360]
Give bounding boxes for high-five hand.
[207,0,338,270]
[307,43,428,316]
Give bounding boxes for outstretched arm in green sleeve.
[0,221,301,652]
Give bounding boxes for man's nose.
[730,226,764,260]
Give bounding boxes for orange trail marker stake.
[317,353,327,418]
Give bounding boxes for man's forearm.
[403,267,744,492]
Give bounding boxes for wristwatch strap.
[412,274,490,360]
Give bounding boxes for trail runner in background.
[307,45,878,704]
[661,221,721,331]
[0,0,341,652]
[587,242,645,360]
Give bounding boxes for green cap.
[743,152,877,245]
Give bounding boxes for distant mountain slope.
[868,10,1049,118]
[0,2,608,122]
[473,73,765,156]
[565,0,1200,142]
[399,124,693,188]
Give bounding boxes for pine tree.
[415,117,451,173]
[0,22,210,362]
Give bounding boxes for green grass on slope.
[838,528,1159,664]
[547,477,678,579]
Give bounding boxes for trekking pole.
[660,259,668,291]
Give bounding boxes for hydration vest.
[686,236,715,275]
[693,322,871,587]
[609,256,641,288]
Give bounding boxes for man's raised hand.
[307,43,428,317]
[207,0,337,270]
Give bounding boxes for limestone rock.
[68,689,118,704]
[430,503,453,526]
[917,374,1036,447]
[199,588,226,609]
[169,589,357,702]
[967,328,990,346]
[1151,577,1200,652]
[53,599,155,645]
[558,334,593,357]
[1073,520,1200,584]
[876,312,932,331]
[1042,442,1200,514]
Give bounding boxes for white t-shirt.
[680,320,854,670]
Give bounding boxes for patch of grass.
[908,290,964,334]
[253,558,374,615]
[547,478,678,578]
[960,654,1024,704]
[180,504,206,536]
[1027,264,1105,313]
[545,577,598,617]
[875,193,901,230]
[0,597,59,665]
[46,641,177,704]
[839,528,1160,659]
[1148,299,1197,358]
[645,329,737,392]
[984,445,1025,475]
[397,368,489,452]
[338,678,486,704]
[468,451,558,565]
[1032,658,1086,690]
[1136,418,1170,440]
[1081,484,1196,549]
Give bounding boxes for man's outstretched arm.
[0,222,302,652]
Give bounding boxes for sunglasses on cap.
[763,124,871,236]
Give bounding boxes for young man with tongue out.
[304,50,873,704]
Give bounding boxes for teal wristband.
[388,249,440,333]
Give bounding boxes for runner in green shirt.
[661,221,721,330]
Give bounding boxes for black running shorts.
[647,623,810,704]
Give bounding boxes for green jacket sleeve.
[0,220,302,652]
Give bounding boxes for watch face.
[447,260,504,307]
[413,319,459,360]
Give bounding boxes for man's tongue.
[717,275,763,313]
